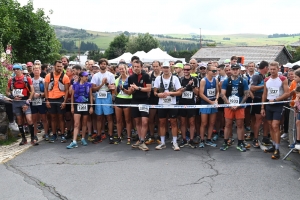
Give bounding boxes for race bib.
[162,96,172,104]
[12,89,23,97]
[32,98,42,106]
[182,91,193,99]
[268,87,279,97]
[119,90,128,96]
[229,96,239,104]
[138,104,149,113]
[97,91,107,98]
[77,104,88,111]
[207,88,215,97]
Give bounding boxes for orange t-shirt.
[45,73,70,99]
[289,80,297,107]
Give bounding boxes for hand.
[46,101,51,108]
[108,84,115,90]
[22,104,28,112]
[71,107,74,114]
[89,107,93,115]
[261,109,265,117]
[102,77,107,84]
[231,106,238,110]
[14,96,22,101]
[61,102,66,109]
[210,100,216,105]
[188,80,194,85]
[130,83,138,90]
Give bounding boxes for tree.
[292,46,300,62]
[126,33,159,53]
[104,34,129,59]
[0,0,61,63]
[88,50,105,61]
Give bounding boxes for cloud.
[17,0,300,35]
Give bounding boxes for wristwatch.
[138,87,141,91]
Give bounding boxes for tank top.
[265,76,285,100]
[201,77,217,104]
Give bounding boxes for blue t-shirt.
[222,77,249,103]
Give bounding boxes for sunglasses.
[200,67,206,70]
[13,68,20,71]
[183,69,191,71]
[190,63,196,64]
[210,70,217,73]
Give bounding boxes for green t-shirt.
[115,77,132,99]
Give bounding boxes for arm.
[71,87,74,113]
[63,83,69,103]
[261,82,267,109]
[215,79,219,99]
[168,88,182,97]
[240,90,250,104]
[220,89,230,104]
[275,79,290,101]
[28,85,35,101]
[250,85,264,92]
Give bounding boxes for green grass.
[0,130,17,146]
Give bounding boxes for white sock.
[173,137,177,144]
[73,140,77,143]
[161,136,165,144]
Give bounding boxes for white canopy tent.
[133,51,147,60]
[141,48,185,63]
[108,52,133,64]
[292,60,300,66]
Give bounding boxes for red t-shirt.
[7,75,33,98]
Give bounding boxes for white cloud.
[17,0,300,35]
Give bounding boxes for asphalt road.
[1,136,300,200]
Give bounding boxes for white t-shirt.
[91,71,115,92]
[154,75,181,105]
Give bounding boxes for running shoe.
[109,137,114,144]
[155,143,166,150]
[45,134,49,141]
[145,137,155,145]
[236,143,246,152]
[261,137,272,146]
[264,145,275,153]
[245,132,254,141]
[295,144,300,150]
[227,138,235,146]
[132,141,140,148]
[280,133,288,140]
[212,134,219,142]
[127,137,131,145]
[188,140,196,149]
[139,142,149,151]
[19,138,27,146]
[61,136,67,143]
[220,143,229,151]
[31,137,39,146]
[172,143,180,151]
[271,149,280,159]
[81,138,88,146]
[114,137,122,145]
[76,134,82,142]
[288,143,296,148]
[205,140,217,147]
[49,134,57,143]
[252,140,259,148]
[243,141,251,149]
[67,141,78,149]
[92,136,102,144]
[245,126,251,132]
[179,139,188,148]
[101,133,106,140]
[193,136,201,144]
[199,141,205,148]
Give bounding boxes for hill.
[53,25,300,51]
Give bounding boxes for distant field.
[54,26,300,50]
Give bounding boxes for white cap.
[241,66,246,71]
[283,63,293,68]
[162,61,170,67]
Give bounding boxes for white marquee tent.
[108,52,133,64]
[133,51,147,60]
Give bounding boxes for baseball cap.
[199,63,207,68]
[23,70,29,74]
[92,64,100,68]
[34,60,41,65]
[26,62,33,67]
[162,61,170,67]
[81,71,89,77]
[241,66,246,71]
[224,59,230,64]
[174,63,183,69]
[13,64,23,70]
[283,63,293,69]
[231,64,240,69]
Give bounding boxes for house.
[191,45,292,65]
[290,41,300,49]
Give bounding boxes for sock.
[93,130,97,133]
[238,140,243,145]
[28,124,34,138]
[73,140,77,143]
[18,125,25,138]
[275,143,280,149]
[160,136,165,144]
[173,137,177,144]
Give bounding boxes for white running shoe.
[172,143,180,151]
[9,122,19,132]
[155,143,166,150]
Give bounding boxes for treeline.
[149,34,215,43]
[54,26,94,39]
[160,41,199,52]
[223,37,231,40]
[268,33,300,38]
[60,40,99,52]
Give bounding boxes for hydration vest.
[158,75,175,93]
[226,77,244,97]
[73,82,91,103]
[10,75,31,93]
[48,72,65,91]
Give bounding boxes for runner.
[6,64,36,145]
[250,61,272,147]
[199,63,219,148]
[30,64,49,141]
[292,86,300,151]
[145,60,161,145]
[67,71,93,149]
[91,58,115,144]
[44,60,70,143]
[127,60,151,151]
[178,63,198,149]
[154,61,182,151]
[220,64,249,152]
[173,63,184,78]
[261,61,289,159]
[114,64,132,145]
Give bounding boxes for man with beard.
[44,60,70,143]
[61,56,69,72]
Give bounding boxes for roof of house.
[290,41,300,47]
[192,45,292,63]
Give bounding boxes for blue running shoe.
[220,143,229,151]
[81,138,88,146]
[237,143,246,152]
[212,134,219,142]
[45,134,49,141]
[199,142,205,148]
[67,141,78,149]
[49,134,57,143]
[205,140,217,147]
[61,136,67,143]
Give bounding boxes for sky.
[17,0,300,35]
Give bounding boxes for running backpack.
[226,77,244,97]
[158,75,175,93]
[10,75,31,93]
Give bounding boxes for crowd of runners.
[2,55,300,160]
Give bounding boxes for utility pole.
[78,39,81,64]
[199,28,202,49]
